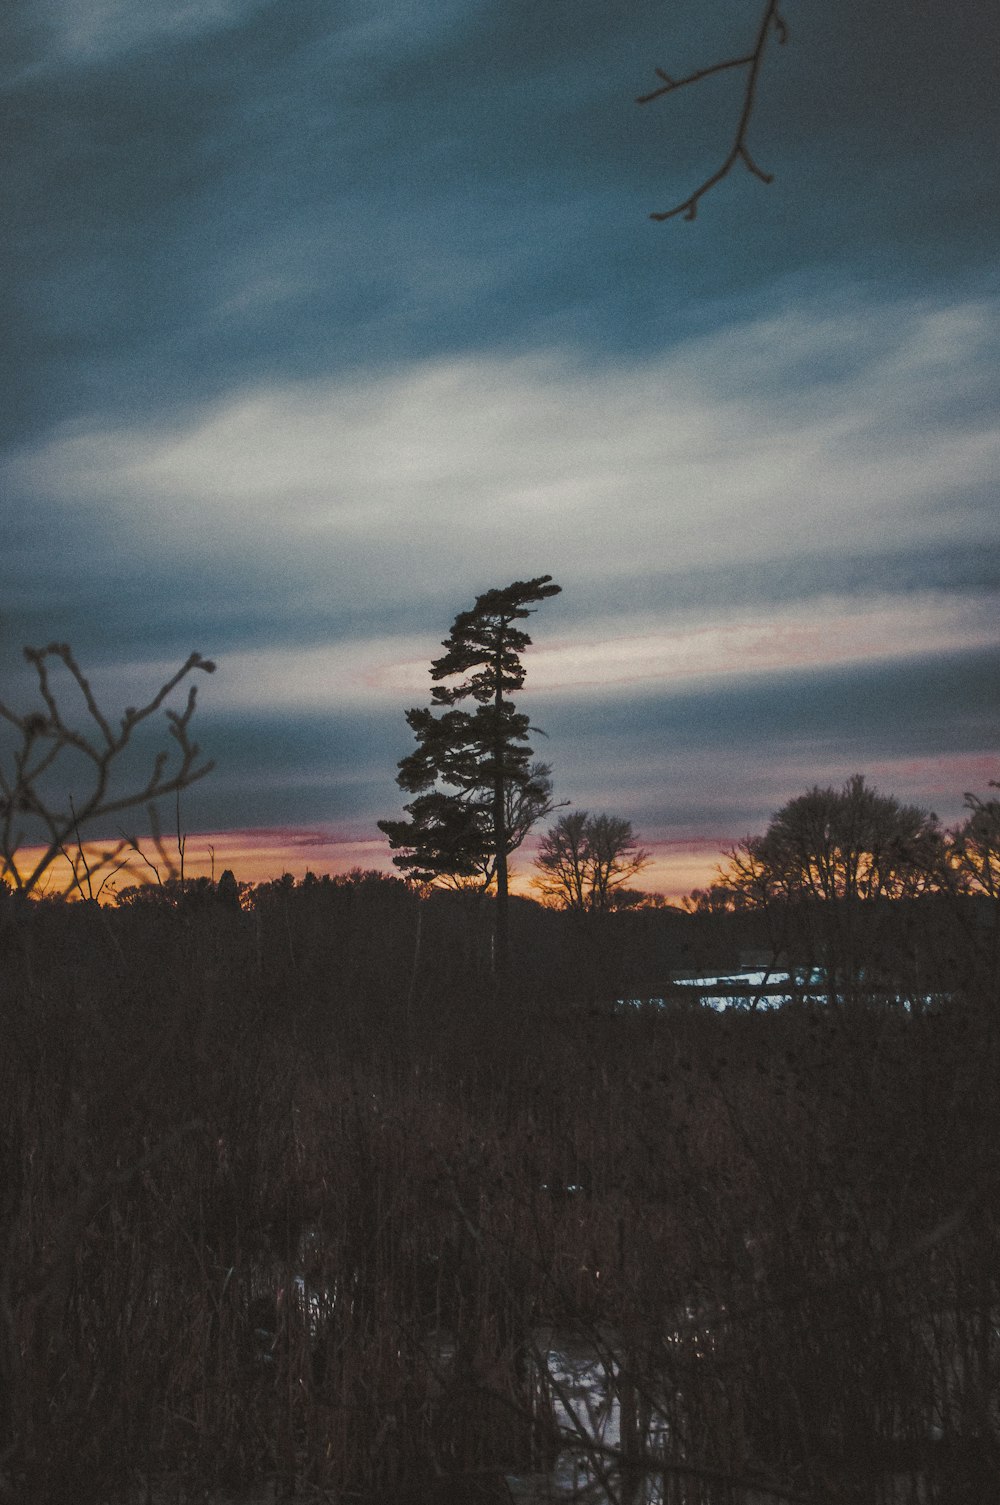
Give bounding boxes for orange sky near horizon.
[12,827,724,905]
[10,749,994,905]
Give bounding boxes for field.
[1,876,998,1504]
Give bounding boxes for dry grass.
[1,882,998,1504]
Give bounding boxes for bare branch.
[50,643,116,747]
[0,645,215,896]
[635,52,756,107]
[638,0,787,222]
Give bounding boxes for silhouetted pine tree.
[379,575,561,978]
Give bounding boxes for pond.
[616,969,943,1011]
[616,968,825,1011]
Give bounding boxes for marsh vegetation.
[1,874,998,1504]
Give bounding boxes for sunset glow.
[17,741,998,908]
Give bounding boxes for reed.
[0,877,997,1503]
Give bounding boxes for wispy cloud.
[3,291,997,900]
[140,589,989,716]
[6,0,999,900]
[15,0,271,72]
[7,295,998,618]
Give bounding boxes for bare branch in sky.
[637,0,788,222]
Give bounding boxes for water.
[506,1332,786,1505]
[507,1334,665,1504]
[616,969,942,1011]
[254,1275,948,1505]
[616,968,825,1011]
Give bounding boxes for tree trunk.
[493,650,509,983]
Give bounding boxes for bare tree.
[0,642,215,898]
[950,782,1000,903]
[722,776,944,909]
[717,775,946,1002]
[949,781,1000,991]
[533,810,651,913]
[637,0,788,222]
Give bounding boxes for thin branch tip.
[642,0,783,222]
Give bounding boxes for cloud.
[6,0,999,901]
[515,593,996,697]
[7,294,998,613]
[5,0,999,464]
[3,291,997,900]
[130,589,988,717]
[13,0,272,72]
[6,645,996,899]
[4,293,997,823]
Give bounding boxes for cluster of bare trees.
[691,774,1000,911]
[532,809,651,912]
[684,773,1000,1002]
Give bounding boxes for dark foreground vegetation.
[1,875,999,1505]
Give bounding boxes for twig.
[638,0,788,222]
[0,644,215,896]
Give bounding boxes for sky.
[2,0,999,898]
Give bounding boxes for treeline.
[6,849,995,1029]
[107,811,1000,1010]
[14,860,984,1012]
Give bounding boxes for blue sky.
[2,0,999,894]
